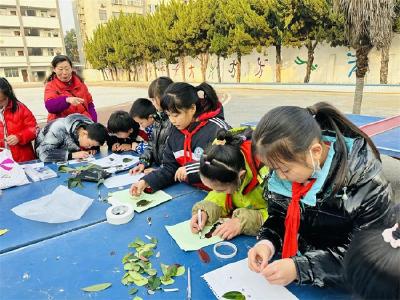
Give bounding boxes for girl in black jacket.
[247,102,392,288]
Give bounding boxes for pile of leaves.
[58,164,105,189]
[121,236,185,297]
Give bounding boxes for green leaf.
[124,263,134,271]
[160,276,174,285]
[133,277,148,287]
[0,229,9,236]
[147,276,161,291]
[122,253,134,264]
[175,265,185,277]
[144,268,157,276]
[150,237,158,245]
[121,276,130,286]
[81,282,112,292]
[58,165,75,173]
[160,263,169,276]
[129,287,138,295]
[140,250,154,258]
[123,158,133,163]
[222,291,246,300]
[166,264,178,277]
[133,297,143,300]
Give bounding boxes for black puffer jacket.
[258,133,392,288]
[139,111,172,167]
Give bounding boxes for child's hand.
[130,164,145,175]
[247,243,271,273]
[66,97,85,106]
[190,210,208,233]
[5,135,19,146]
[143,167,155,175]
[213,217,241,240]
[72,151,90,159]
[117,144,132,152]
[111,143,120,152]
[174,166,187,182]
[130,179,148,196]
[131,142,138,150]
[260,258,297,286]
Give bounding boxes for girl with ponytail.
[130,82,230,195]
[248,102,392,288]
[190,128,268,240]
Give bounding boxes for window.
[48,48,55,56]
[26,10,36,16]
[5,68,19,78]
[14,31,20,36]
[99,9,107,21]
[128,0,143,5]
[40,10,47,17]
[0,9,7,16]
[17,50,24,56]
[48,32,52,37]
[53,31,59,37]
[112,11,120,17]
[0,49,7,56]
[28,48,43,56]
[10,10,17,16]
[111,0,123,5]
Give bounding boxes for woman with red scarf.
[44,55,97,122]
[247,102,392,288]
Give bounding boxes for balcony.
[19,0,57,9]
[0,0,17,5]
[0,16,19,27]
[21,16,60,29]
[0,36,24,47]
[25,36,63,47]
[29,55,53,65]
[0,56,27,67]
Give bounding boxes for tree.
[380,0,400,84]
[338,0,395,113]
[182,0,218,82]
[64,29,79,63]
[215,0,267,83]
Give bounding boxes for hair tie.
[213,139,226,146]
[382,223,400,249]
[306,107,316,118]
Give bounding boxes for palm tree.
[337,0,395,114]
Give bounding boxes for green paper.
[110,189,172,213]
[165,220,223,251]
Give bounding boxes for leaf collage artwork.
[121,236,185,297]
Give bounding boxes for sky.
[58,0,76,33]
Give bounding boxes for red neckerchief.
[179,104,222,164]
[282,179,316,258]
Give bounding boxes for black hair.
[344,212,400,300]
[107,110,137,133]
[200,128,252,185]
[148,76,173,99]
[46,55,83,83]
[129,98,156,119]
[253,102,380,194]
[86,123,108,145]
[0,77,19,113]
[161,82,219,117]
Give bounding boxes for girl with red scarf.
[247,102,392,288]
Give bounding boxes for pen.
[187,267,191,300]
[198,209,202,239]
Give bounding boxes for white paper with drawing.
[92,154,139,173]
[202,258,298,300]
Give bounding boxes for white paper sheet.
[11,185,93,223]
[104,173,144,189]
[92,154,139,173]
[202,258,298,300]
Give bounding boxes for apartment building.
[0,0,65,82]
